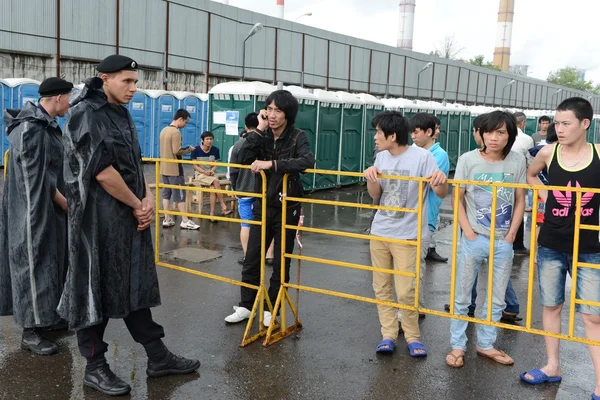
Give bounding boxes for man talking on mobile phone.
[224,90,315,326]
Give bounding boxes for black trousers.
[240,204,301,310]
[77,308,165,360]
[514,219,525,249]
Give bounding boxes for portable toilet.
[126,89,153,157]
[524,109,539,135]
[594,114,600,144]
[0,79,8,166]
[56,84,85,130]
[1,78,41,167]
[357,93,384,173]
[335,91,364,186]
[145,90,178,158]
[208,81,276,172]
[172,91,209,158]
[455,103,472,162]
[284,85,318,192]
[312,89,343,190]
[445,103,464,170]
[429,101,450,155]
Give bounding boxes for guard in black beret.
[0,76,72,357]
[38,77,73,98]
[60,53,200,397]
[96,54,138,73]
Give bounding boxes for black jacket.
[238,125,315,207]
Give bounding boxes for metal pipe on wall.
[56,0,60,77]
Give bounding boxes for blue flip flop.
[520,369,562,385]
[376,339,396,353]
[407,341,428,357]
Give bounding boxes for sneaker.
[21,329,58,356]
[147,351,200,378]
[224,306,251,323]
[180,220,200,230]
[263,311,272,327]
[425,248,448,263]
[265,258,274,266]
[162,219,175,228]
[237,256,245,265]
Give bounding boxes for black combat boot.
[84,357,131,396]
[21,328,58,356]
[146,341,200,378]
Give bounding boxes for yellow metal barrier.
[144,157,283,347]
[263,168,600,347]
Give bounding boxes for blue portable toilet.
[126,89,153,157]
[146,90,178,158]
[0,79,8,167]
[1,78,41,167]
[172,91,209,157]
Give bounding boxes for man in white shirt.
[511,112,533,256]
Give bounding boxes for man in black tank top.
[523,97,600,399]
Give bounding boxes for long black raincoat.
[0,102,67,328]
[57,78,160,330]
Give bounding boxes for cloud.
[225,0,600,85]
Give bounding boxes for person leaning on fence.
[0,77,72,356]
[446,110,526,368]
[224,90,315,327]
[191,130,233,221]
[364,111,448,357]
[229,112,275,266]
[522,97,600,400]
[58,55,200,397]
[159,108,199,230]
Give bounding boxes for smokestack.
[397,0,416,50]
[493,0,514,71]
[276,0,284,19]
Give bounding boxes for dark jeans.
[470,275,520,315]
[240,204,301,310]
[513,219,526,250]
[77,308,165,361]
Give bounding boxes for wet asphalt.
[0,165,597,400]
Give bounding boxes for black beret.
[38,77,74,97]
[96,54,138,73]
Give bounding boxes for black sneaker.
[237,256,245,265]
[147,352,200,378]
[513,247,529,256]
[425,248,448,263]
[84,360,131,396]
[21,329,58,356]
[265,258,274,266]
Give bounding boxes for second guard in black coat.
[0,77,72,356]
[58,55,200,397]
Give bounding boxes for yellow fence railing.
[141,158,600,348]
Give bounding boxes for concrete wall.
[0,0,597,109]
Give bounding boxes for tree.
[547,67,594,92]
[467,55,501,71]
[432,35,464,60]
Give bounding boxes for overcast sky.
[221,0,600,85]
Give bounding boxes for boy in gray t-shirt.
[364,111,448,357]
[446,111,526,369]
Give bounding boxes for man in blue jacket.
[410,113,450,263]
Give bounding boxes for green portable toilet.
[208,81,276,171]
[335,91,364,186]
[312,89,343,190]
[457,104,472,162]
[357,93,385,173]
[430,101,450,156]
[446,104,462,170]
[524,109,539,135]
[284,85,319,192]
[594,114,600,143]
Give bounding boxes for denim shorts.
[537,246,600,315]
[160,175,186,203]
[238,197,256,227]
